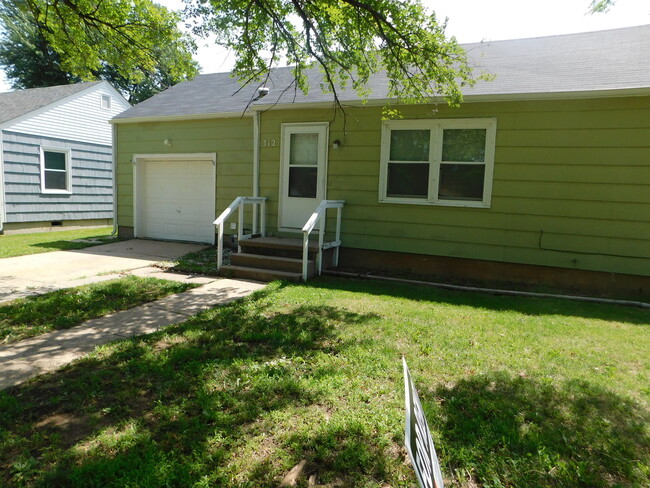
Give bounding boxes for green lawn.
[0,277,648,487]
[0,227,115,258]
[165,246,226,275]
[0,276,198,345]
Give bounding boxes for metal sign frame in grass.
[403,357,445,488]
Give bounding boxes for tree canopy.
[1,0,483,108]
[0,0,199,102]
[589,0,616,13]
[184,0,480,107]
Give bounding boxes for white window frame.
[100,94,112,110]
[40,147,72,194]
[379,118,497,208]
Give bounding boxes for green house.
[112,26,650,296]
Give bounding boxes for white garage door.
[137,158,215,244]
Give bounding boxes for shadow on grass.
[1,281,648,487]
[423,372,650,487]
[310,276,650,325]
[0,288,380,487]
[27,237,116,252]
[0,276,194,344]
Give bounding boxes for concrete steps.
[220,237,319,282]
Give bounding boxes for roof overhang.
[111,86,650,124]
[111,110,253,125]
[250,87,650,111]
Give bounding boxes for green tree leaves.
[0,0,198,102]
[2,0,486,108]
[185,0,479,107]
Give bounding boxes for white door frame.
[278,123,329,231]
[132,153,216,244]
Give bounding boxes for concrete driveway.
[0,239,209,302]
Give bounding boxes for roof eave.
[111,110,253,124]
[250,87,650,110]
[111,86,650,123]
[0,81,105,130]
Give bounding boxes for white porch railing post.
[237,204,244,253]
[300,200,344,280]
[318,210,325,275]
[251,204,258,234]
[261,199,266,237]
[302,231,310,281]
[214,196,267,271]
[217,222,224,271]
[334,206,342,267]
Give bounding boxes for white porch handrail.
[302,200,345,281]
[213,196,267,271]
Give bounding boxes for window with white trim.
[379,118,497,207]
[40,148,72,193]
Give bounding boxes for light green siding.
[258,96,650,277]
[115,117,253,228]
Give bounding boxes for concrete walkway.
[0,275,266,390]
[0,239,208,303]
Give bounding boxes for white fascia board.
[0,82,107,131]
[250,87,650,111]
[111,110,253,125]
[110,87,650,124]
[460,87,650,102]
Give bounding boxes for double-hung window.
[40,148,72,194]
[379,118,497,207]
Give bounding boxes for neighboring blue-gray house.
[0,81,130,233]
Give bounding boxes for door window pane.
[442,129,486,162]
[290,133,318,165]
[387,163,429,198]
[389,130,430,161]
[288,167,317,198]
[438,164,485,201]
[44,151,66,170]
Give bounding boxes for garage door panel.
[138,159,215,244]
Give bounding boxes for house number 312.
[262,139,276,147]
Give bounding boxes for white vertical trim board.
[0,131,5,231]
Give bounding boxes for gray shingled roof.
[0,81,102,126]
[115,25,650,121]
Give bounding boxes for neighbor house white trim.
[0,81,129,134]
[40,146,72,194]
[0,132,5,231]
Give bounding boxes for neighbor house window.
[379,118,497,207]
[40,148,72,193]
[100,94,111,109]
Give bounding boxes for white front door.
[279,123,328,230]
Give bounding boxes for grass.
[163,246,228,275]
[0,227,115,258]
[0,277,648,487]
[0,276,198,345]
